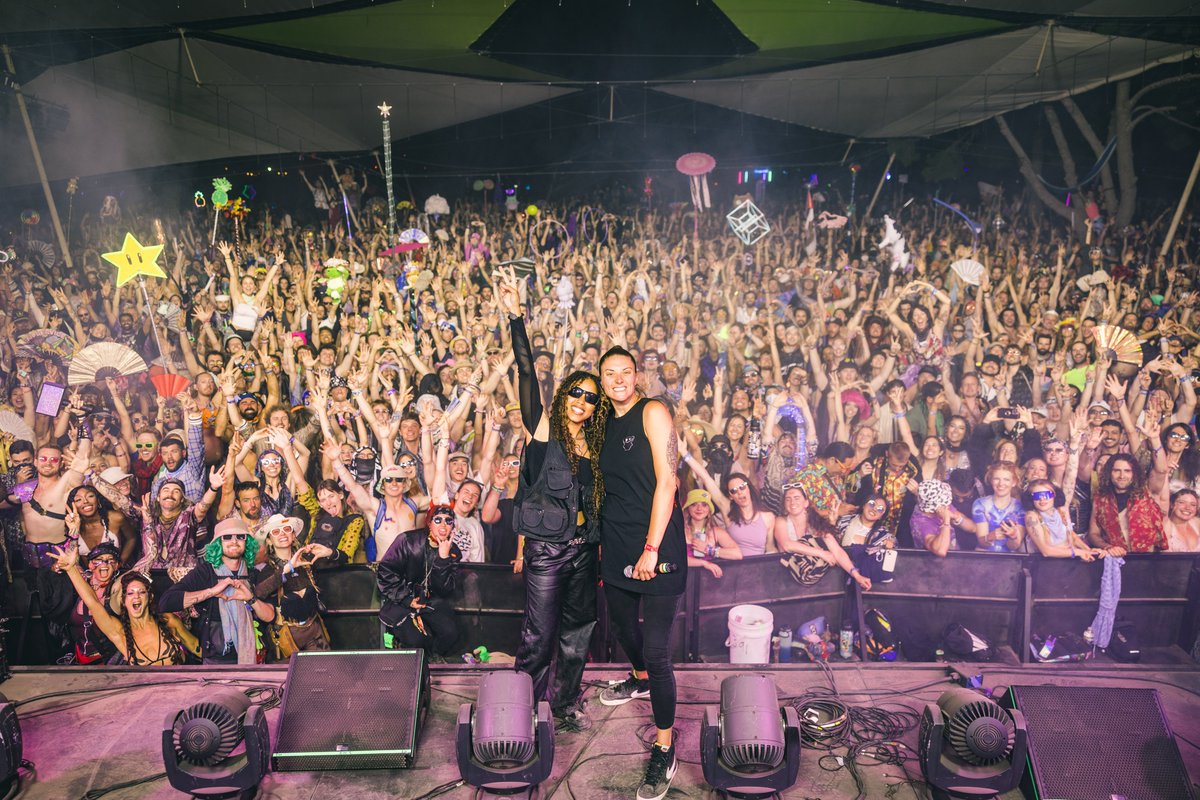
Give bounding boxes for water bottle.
[747,417,762,460]
[777,627,793,663]
[692,529,709,559]
[839,621,854,660]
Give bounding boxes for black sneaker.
[635,742,677,800]
[599,673,651,706]
[553,701,593,733]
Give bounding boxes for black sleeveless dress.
[599,397,687,595]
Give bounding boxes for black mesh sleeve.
[509,315,543,433]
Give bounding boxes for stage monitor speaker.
[273,649,429,771]
[1003,685,1195,800]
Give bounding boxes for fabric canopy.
[2,0,1198,184]
[656,25,1199,138]
[2,38,571,185]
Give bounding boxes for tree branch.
[1130,74,1200,107]
[994,115,1076,226]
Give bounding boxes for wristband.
[643,543,658,553]
[490,424,503,432]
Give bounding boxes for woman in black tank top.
[596,347,686,800]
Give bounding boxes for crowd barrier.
[6,550,1200,665]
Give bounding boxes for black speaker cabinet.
[1003,685,1195,800]
[273,649,430,771]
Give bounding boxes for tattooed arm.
[630,398,681,580]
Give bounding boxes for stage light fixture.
[162,690,270,800]
[700,675,801,799]
[918,688,1028,800]
[456,671,554,798]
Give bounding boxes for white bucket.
[726,604,774,664]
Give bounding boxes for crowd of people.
[1,170,1198,795]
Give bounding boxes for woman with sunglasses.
[255,513,335,658]
[51,543,199,666]
[688,464,776,557]
[498,269,608,733]
[1157,423,1200,493]
[39,541,123,664]
[836,493,895,582]
[480,449,522,570]
[1023,479,1105,560]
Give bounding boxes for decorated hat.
[918,479,953,514]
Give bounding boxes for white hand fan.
[950,258,985,286]
[0,411,35,444]
[67,342,148,386]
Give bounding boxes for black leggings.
[603,584,681,730]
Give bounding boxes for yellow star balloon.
[102,232,166,287]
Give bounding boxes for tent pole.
[3,45,73,270]
[861,152,896,230]
[1160,146,1200,258]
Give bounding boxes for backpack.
[941,622,994,662]
[1108,619,1141,663]
[862,608,898,661]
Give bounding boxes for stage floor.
[5,660,1200,799]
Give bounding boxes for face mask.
[353,457,377,484]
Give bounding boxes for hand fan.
[1093,324,1142,367]
[950,258,985,286]
[0,410,35,444]
[151,373,191,398]
[67,342,148,386]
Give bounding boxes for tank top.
[599,397,687,595]
[727,512,770,556]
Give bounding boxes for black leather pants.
[514,539,598,713]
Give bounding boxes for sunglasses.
[1168,432,1192,441]
[90,557,118,566]
[221,533,248,541]
[382,477,406,485]
[1031,490,1055,502]
[430,514,454,524]
[567,386,599,405]
[259,457,282,466]
[728,483,750,494]
[397,460,417,468]
[271,525,294,535]
[866,499,888,511]
[135,443,156,450]
[37,456,61,463]
[502,459,521,468]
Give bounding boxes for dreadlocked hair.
[113,572,183,666]
[549,370,610,521]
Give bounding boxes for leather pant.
[515,538,598,713]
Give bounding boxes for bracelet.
[226,399,237,405]
[643,543,659,553]
[351,390,363,397]
[490,424,503,432]
[893,410,906,419]
[1069,546,1077,559]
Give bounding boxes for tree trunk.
[996,115,1080,231]
[1044,105,1079,189]
[1114,81,1138,228]
[1059,96,1120,217]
